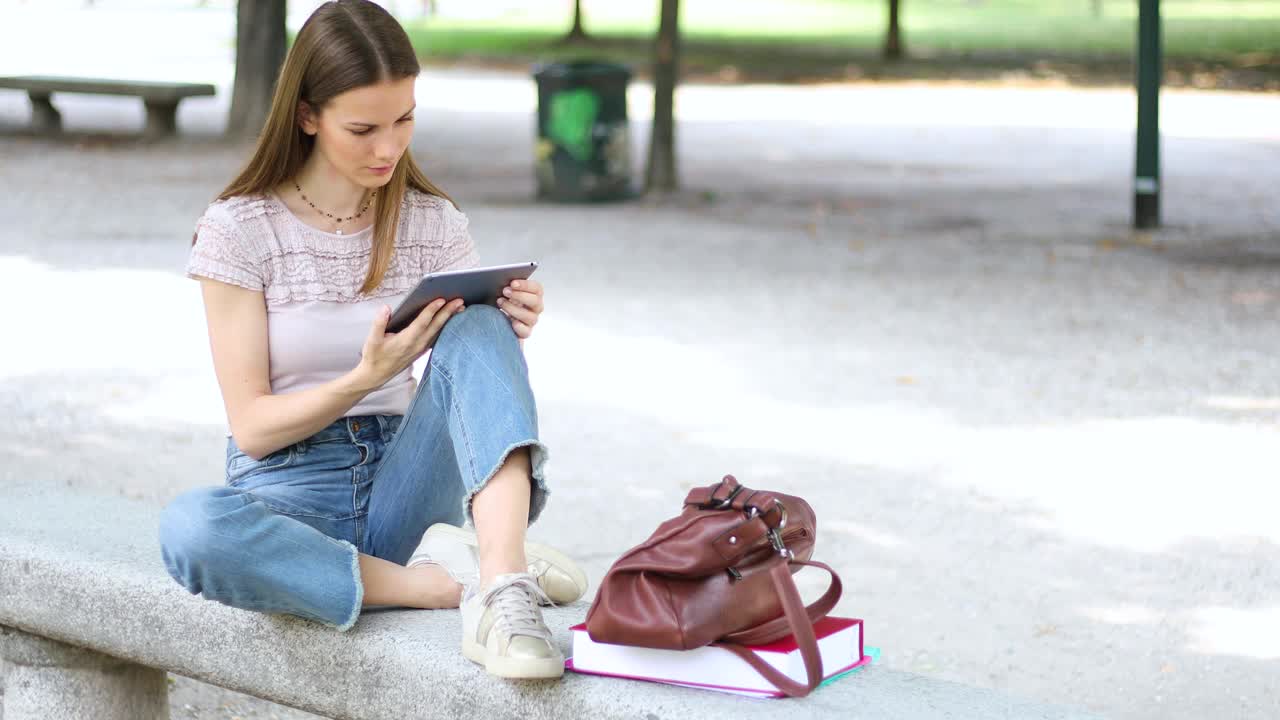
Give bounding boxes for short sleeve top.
[185,188,479,422]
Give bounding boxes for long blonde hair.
[214,0,453,296]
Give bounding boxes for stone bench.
[0,76,215,138]
[0,477,1102,720]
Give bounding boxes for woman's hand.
[496,278,544,340]
[355,298,465,389]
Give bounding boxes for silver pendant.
[335,228,343,235]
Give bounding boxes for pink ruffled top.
[185,188,479,424]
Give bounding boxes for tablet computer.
[387,261,539,333]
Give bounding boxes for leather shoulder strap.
[711,559,836,697]
[721,559,841,646]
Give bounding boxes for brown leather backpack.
[584,475,843,697]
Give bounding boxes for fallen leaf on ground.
[1232,290,1272,305]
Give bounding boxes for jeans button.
[351,420,361,432]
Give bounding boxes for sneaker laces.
[481,574,553,642]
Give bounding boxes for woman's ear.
[297,100,318,136]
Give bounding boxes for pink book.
[566,617,870,698]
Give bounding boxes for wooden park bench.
[0,75,215,138]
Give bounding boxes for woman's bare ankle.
[411,563,463,608]
[479,562,526,590]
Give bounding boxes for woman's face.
[299,76,417,189]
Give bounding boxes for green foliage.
[401,1,1280,60]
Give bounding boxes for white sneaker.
[461,573,564,679]
[409,523,588,605]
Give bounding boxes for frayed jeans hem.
[462,440,550,528]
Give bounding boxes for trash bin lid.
[533,60,632,81]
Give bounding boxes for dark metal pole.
[1134,0,1161,228]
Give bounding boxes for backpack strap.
[721,559,841,646]
[711,559,842,697]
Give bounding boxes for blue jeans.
[158,305,550,631]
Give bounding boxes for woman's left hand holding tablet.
[497,278,544,340]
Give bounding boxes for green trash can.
[533,61,633,202]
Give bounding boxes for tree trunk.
[645,0,680,193]
[884,0,904,61]
[227,0,287,139]
[566,0,588,41]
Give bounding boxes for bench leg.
[143,100,179,138]
[0,625,168,720]
[27,91,62,134]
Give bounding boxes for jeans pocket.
[226,445,297,487]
